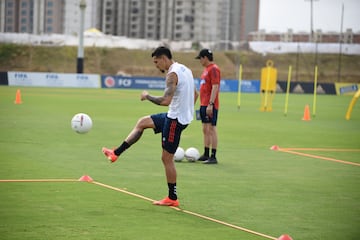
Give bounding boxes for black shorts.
[151,113,188,154]
[199,106,218,126]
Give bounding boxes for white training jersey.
[167,62,195,125]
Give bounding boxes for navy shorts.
[199,105,218,126]
[151,113,188,154]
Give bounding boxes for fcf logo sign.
[104,76,115,88]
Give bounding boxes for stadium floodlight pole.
[77,0,86,74]
[305,0,319,42]
[337,3,344,82]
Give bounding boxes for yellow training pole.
[237,64,243,110]
[284,65,292,116]
[345,89,360,120]
[312,65,318,117]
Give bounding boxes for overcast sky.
[259,0,360,33]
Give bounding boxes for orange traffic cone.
[78,175,93,182]
[270,145,280,151]
[302,104,311,121]
[278,234,293,240]
[14,89,22,104]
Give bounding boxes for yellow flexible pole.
[284,65,292,116]
[237,64,242,110]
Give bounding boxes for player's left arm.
[206,84,219,117]
[206,67,220,116]
[208,66,220,104]
[141,72,177,106]
[209,84,219,104]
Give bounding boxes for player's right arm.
[141,72,178,106]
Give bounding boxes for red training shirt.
[199,63,220,109]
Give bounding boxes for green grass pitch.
[0,86,359,240]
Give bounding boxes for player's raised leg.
[102,116,155,163]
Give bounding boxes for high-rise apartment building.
[0,0,259,47]
[63,0,97,36]
[97,0,259,44]
[0,0,64,34]
[0,0,96,35]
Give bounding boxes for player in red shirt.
[195,49,220,164]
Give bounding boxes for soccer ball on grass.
[174,147,185,162]
[71,113,92,134]
[185,147,200,162]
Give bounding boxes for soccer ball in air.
[185,147,200,162]
[71,113,93,134]
[174,147,185,162]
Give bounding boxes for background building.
[248,28,359,44]
[0,0,96,35]
[0,0,260,49]
[96,0,259,48]
[63,0,97,36]
[1,0,64,34]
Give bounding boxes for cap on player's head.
[151,46,172,59]
[195,48,213,61]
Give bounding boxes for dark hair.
[151,46,172,59]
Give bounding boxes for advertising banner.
[217,79,260,93]
[8,72,100,88]
[102,76,165,89]
[335,83,360,95]
[102,75,260,93]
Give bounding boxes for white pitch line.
[0,178,279,239]
[91,181,277,240]
[0,179,78,182]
